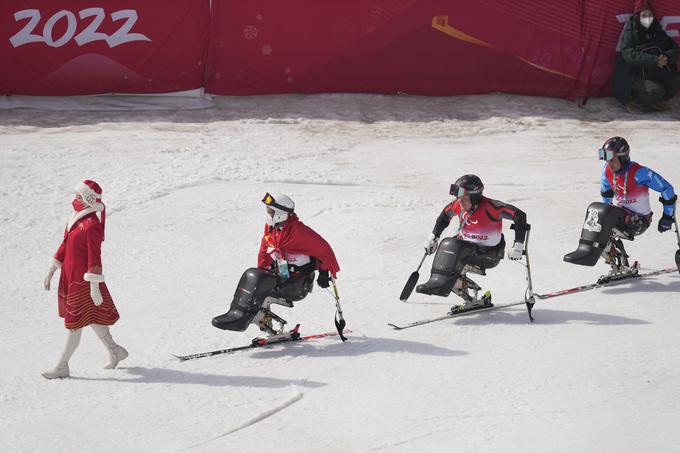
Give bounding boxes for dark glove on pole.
[658,214,674,233]
[317,269,330,288]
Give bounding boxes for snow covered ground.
[1,93,679,452]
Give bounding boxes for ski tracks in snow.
[181,387,304,451]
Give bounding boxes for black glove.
[658,214,674,233]
[317,269,330,288]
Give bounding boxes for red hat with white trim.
[75,180,102,206]
[75,179,106,238]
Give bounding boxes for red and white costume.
[54,211,119,329]
[42,180,126,379]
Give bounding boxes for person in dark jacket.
[613,2,680,112]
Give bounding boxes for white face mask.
[265,208,288,227]
[640,16,653,29]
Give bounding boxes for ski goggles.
[449,184,481,198]
[598,148,617,161]
[262,193,294,213]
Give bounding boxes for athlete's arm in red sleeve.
[433,201,459,237]
[489,199,528,243]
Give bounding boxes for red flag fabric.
[257,214,340,278]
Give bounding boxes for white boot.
[42,363,70,379]
[104,345,129,370]
[91,324,128,369]
[42,328,81,379]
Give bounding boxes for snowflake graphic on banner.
[244,25,258,40]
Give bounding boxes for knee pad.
[431,237,470,276]
[564,202,625,266]
[417,238,472,296]
[212,268,278,331]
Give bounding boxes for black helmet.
[450,174,484,205]
[598,137,630,165]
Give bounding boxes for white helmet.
[262,193,295,226]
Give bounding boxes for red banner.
[0,0,209,95]
[206,0,680,99]
[2,0,678,98]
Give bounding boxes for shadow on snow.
[452,308,650,326]
[247,335,466,360]
[71,367,327,388]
